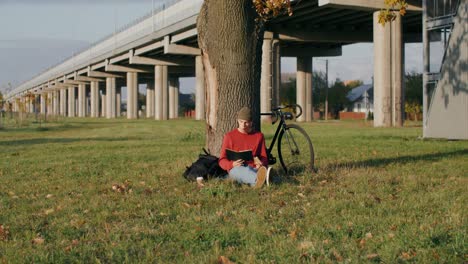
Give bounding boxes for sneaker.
[266,167,272,186]
[254,166,267,188]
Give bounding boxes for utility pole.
[325,59,328,121]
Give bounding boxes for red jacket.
[218,129,268,171]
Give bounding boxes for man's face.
[237,119,252,133]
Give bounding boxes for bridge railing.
[8,0,203,98]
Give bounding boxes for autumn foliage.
[253,0,292,21]
[378,0,408,24]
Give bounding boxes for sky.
[0,0,425,96]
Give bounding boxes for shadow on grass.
[323,149,468,170]
[0,136,139,146]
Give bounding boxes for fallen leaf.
[0,225,9,241]
[367,253,379,260]
[289,230,297,240]
[365,232,373,239]
[32,237,45,245]
[46,194,54,199]
[297,193,305,198]
[332,250,343,261]
[44,209,55,215]
[218,255,235,264]
[359,239,366,248]
[388,233,395,239]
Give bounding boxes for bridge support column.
[40,94,46,114]
[60,89,66,116]
[169,77,179,119]
[272,39,281,110]
[28,97,33,113]
[126,72,138,119]
[146,81,155,118]
[261,37,273,122]
[53,91,59,116]
[116,87,121,117]
[90,81,99,117]
[195,56,205,120]
[296,56,313,122]
[155,65,168,120]
[78,84,86,117]
[106,77,116,119]
[101,93,106,118]
[373,12,403,127]
[68,87,76,117]
[47,92,53,116]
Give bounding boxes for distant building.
[346,84,373,116]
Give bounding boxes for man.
[218,107,270,188]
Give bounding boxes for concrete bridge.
[5,0,423,126]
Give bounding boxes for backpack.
[183,148,227,181]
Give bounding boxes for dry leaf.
[218,255,235,264]
[365,232,373,239]
[289,230,297,240]
[332,250,343,261]
[32,237,45,245]
[359,239,366,248]
[367,253,379,260]
[0,225,9,241]
[46,194,54,199]
[44,208,55,215]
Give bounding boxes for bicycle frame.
[260,111,289,165]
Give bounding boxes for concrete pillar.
[261,37,273,122]
[40,94,46,114]
[60,89,67,116]
[155,65,168,120]
[101,94,107,118]
[47,92,53,116]
[146,81,155,118]
[106,77,116,118]
[116,87,121,117]
[68,87,75,117]
[373,12,403,127]
[169,77,179,119]
[90,81,99,117]
[126,72,138,119]
[195,56,205,120]
[53,91,59,116]
[28,97,33,113]
[296,57,312,122]
[77,84,86,117]
[272,39,281,109]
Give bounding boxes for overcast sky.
[0,1,424,95]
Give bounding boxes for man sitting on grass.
[218,107,270,188]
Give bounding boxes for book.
[226,149,253,161]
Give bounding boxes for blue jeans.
[228,165,258,186]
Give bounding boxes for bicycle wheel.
[278,124,314,175]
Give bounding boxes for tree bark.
[197,0,264,156]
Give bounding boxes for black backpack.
[183,149,227,181]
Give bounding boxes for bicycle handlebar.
[270,104,303,119]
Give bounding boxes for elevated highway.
[5,0,422,125]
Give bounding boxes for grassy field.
[0,117,466,263]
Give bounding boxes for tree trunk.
[197,0,264,156]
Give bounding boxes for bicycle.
[261,104,315,175]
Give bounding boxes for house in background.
[346,84,373,117]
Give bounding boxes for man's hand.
[254,156,262,169]
[232,159,244,167]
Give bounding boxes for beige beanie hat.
[237,107,252,121]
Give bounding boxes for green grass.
[0,118,466,263]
